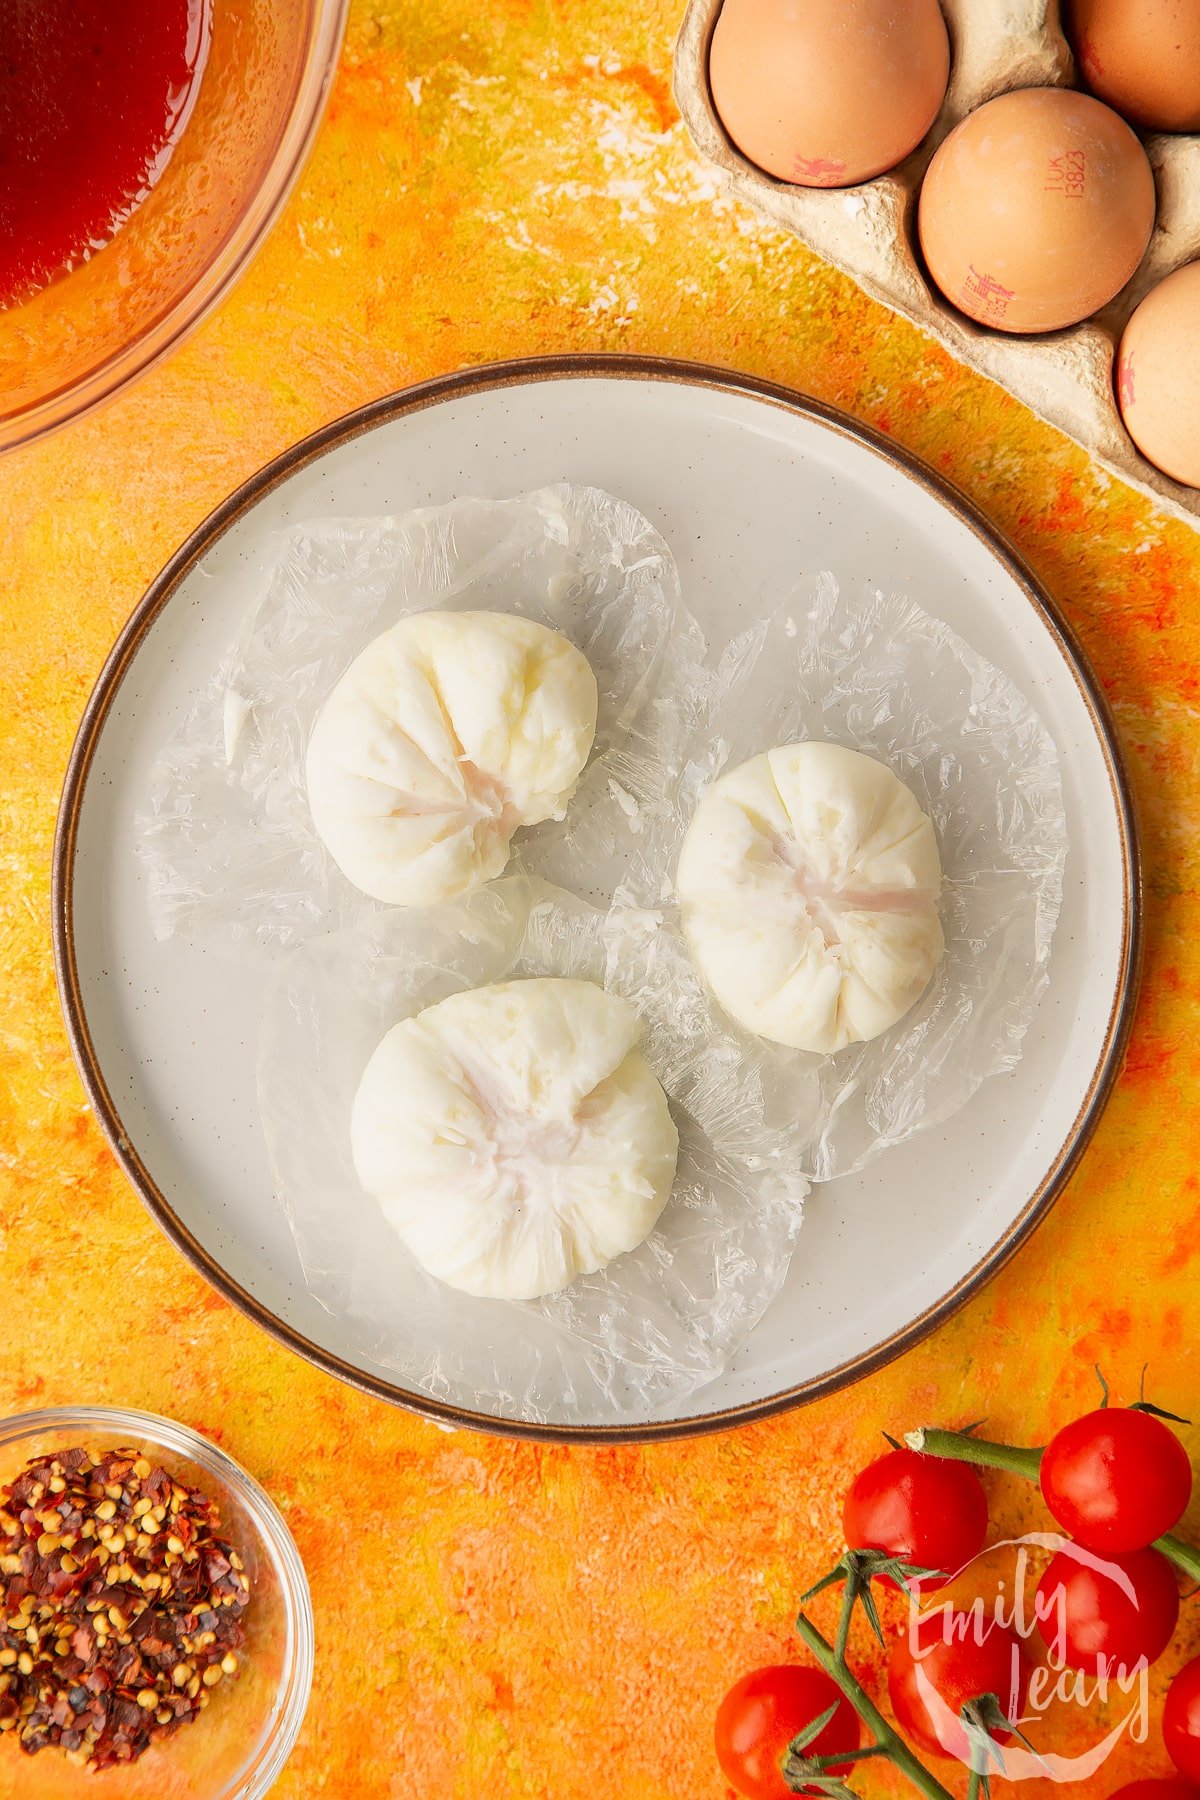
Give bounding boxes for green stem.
[966,1774,981,1800]
[794,1614,958,1800]
[834,1576,855,1664]
[906,1426,1044,1482]
[810,1744,892,1767]
[907,1426,1200,1584]
[1158,1532,1200,1583]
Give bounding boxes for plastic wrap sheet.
[619,573,1068,1183]
[143,487,1064,1421]
[257,878,810,1427]
[138,485,698,943]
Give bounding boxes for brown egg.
[1117,261,1200,485]
[918,88,1156,334]
[708,0,950,189]
[1068,0,1200,134]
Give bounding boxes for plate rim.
[51,352,1143,1444]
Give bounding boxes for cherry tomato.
[843,1448,989,1589]
[1164,1655,1200,1782]
[714,1665,861,1799]
[887,1609,1029,1762]
[1040,1406,1192,1553]
[1035,1544,1179,1674]
[1109,1784,1200,1798]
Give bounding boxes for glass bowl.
[0,0,348,454]
[0,1406,313,1798]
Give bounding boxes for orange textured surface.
[3,1,1200,1795]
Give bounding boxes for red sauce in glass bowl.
[0,0,211,305]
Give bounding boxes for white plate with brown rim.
[53,356,1140,1442]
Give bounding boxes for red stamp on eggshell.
[962,266,1015,321]
[1118,352,1135,409]
[1078,33,1105,80]
[792,153,847,184]
[1046,150,1087,198]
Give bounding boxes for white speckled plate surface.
[54,357,1140,1441]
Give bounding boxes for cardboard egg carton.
[673,0,1200,531]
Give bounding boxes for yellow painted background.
[2,1,1199,1793]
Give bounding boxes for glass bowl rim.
[0,1403,314,1798]
[0,0,350,456]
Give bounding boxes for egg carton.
[673,0,1200,531]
